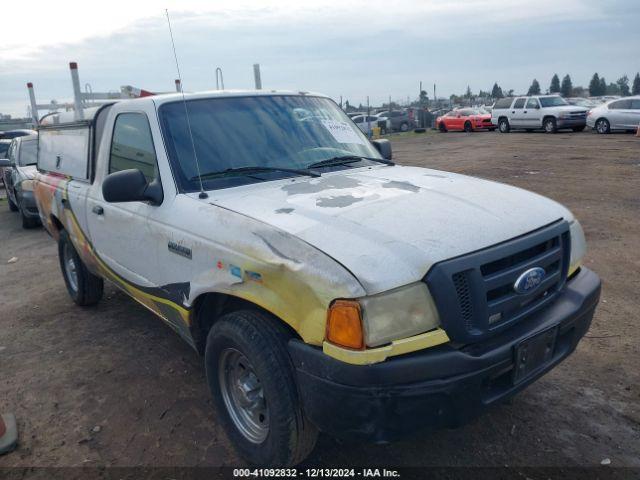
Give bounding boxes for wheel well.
[191,292,300,355]
[498,116,508,123]
[596,117,609,124]
[48,215,64,239]
[543,115,556,123]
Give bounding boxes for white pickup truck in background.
[33,90,600,466]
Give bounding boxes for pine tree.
[616,75,630,96]
[589,73,601,96]
[549,74,561,93]
[527,79,541,95]
[560,75,573,97]
[491,83,503,98]
[599,77,607,96]
[633,73,640,95]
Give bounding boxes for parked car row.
[0,132,42,228]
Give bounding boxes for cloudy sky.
[1,0,638,117]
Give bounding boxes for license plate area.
[513,326,558,385]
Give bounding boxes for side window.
[513,98,526,109]
[609,100,630,110]
[526,98,539,109]
[630,99,640,110]
[109,113,158,182]
[8,140,17,163]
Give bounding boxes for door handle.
[512,111,515,113]
[524,111,528,113]
[92,205,104,215]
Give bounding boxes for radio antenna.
[165,9,208,199]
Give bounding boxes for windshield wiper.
[307,155,394,169]
[190,166,320,181]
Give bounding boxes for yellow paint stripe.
[62,186,191,326]
[323,328,450,365]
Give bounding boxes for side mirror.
[535,105,540,109]
[371,138,392,160]
[102,169,163,205]
[0,159,10,168]
[456,114,462,118]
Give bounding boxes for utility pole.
[253,63,262,90]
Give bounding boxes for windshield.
[159,95,383,191]
[19,140,37,166]
[539,96,569,107]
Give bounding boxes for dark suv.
[376,110,414,132]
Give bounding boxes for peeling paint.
[275,207,295,214]
[316,195,365,208]
[282,175,361,195]
[382,180,420,193]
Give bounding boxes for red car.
[436,108,495,132]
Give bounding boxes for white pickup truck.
[33,90,601,466]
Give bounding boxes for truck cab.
[33,90,600,466]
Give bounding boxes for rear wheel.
[205,310,318,466]
[399,122,409,132]
[463,121,473,132]
[595,118,610,134]
[543,117,557,133]
[20,204,39,229]
[58,230,103,306]
[498,118,510,133]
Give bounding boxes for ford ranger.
[33,90,601,466]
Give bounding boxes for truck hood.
[554,105,588,113]
[208,165,572,294]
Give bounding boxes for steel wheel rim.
[545,120,553,132]
[500,121,507,132]
[219,348,269,443]
[63,243,79,292]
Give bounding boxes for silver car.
[587,96,640,133]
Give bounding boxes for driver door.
[86,110,162,287]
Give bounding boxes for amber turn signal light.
[326,299,365,350]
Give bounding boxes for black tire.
[438,122,447,133]
[463,121,473,132]
[488,127,496,132]
[8,196,18,212]
[20,205,40,229]
[595,118,610,134]
[380,127,387,135]
[498,118,510,133]
[205,310,318,466]
[543,117,557,133]
[572,126,586,132]
[58,230,103,306]
[399,122,409,132]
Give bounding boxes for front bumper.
[288,267,600,442]
[557,117,587,128]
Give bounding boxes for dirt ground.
[0,130,638,470]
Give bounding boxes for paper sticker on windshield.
[321,120,366,145]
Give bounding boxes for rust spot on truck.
[382,180,420,193]
[282,176,361,195]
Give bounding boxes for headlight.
[569,219,586,276]
[326,283,440,350]
[360,283,440,347]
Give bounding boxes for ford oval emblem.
[513,267,546,294]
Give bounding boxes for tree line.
[505,72,640,98]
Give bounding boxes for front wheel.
[544,117,557,133]
[58,230,103,306]
[205,310,318,466]
[438,122,447,133]
[8,196,18,212]
[498,118,510,133]
[463,121,473,132]
[399,122,409,132]
[595,118,610,134]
